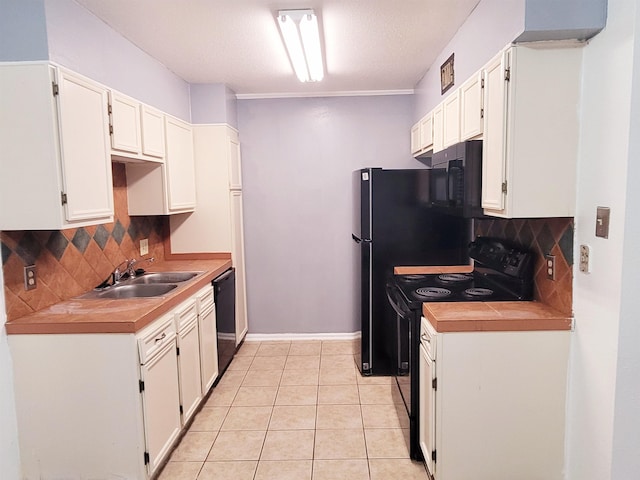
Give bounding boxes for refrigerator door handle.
[352,234,371,244]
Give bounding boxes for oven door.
[385,283,412,406]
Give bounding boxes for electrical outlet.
[580,244,591,273]
[545,254,556,280]
[140,238,149,256]
[24,265,37,290]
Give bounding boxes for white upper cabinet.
[481,44,582,218]
[442,90,461,148]
[0,63,113,230]
[126,115,195,215]
[228,129,242,190]
[109,91,141,155]
[459,71,484,141]
[411,122,422,156]
[411,113,434,158]
[165,116,196,212]
[419,113,434,153]
[140,105,165,159]
[109,92,165,162]
[432,103,445,153]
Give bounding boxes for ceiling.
[75,0,480,97]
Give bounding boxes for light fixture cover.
[277,9,324,82]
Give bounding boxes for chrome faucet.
[125,256,155,278]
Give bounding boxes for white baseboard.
[244,332,361,342]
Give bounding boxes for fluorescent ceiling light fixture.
[277,9,324,82]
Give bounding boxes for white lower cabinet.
[196,285,219,393]
[421,317,570,480]
[137,314,181,474]
[174,298,203,424]
[9,291,218,479]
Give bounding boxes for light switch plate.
[596,206,610,238]
[140,238,149,256]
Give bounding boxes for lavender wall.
[191,84,238,128]
[0,0,49,61]
[238,95,418,334]
[44,0,191,121]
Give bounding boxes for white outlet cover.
[140,238,149,256]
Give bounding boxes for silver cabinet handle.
[154,332,167,343]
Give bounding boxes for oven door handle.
[386,284,411,320]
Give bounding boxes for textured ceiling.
[75,0,480,96]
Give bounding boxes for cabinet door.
[230,191,248,344]
[481,50,509,212]
[165,116,196,212]
[411,122,422,156]
[228,130,242,190]
[109,92,141,154]
[443,90,461,148]
[141,105,165,159]
[198,301,219,393]
[140,338,181,475]
[419,113,433,152]
[419,344,436,478]
[460,71,484,140]
[57,69,114,223]
[176,317,203,424]
[432,104,444,153]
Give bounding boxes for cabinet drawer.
[138,314,177,364]
[175,298,198,331]
[420,316,436,359]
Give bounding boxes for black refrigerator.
[352,168,470,375]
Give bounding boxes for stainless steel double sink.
[78,271,202,299]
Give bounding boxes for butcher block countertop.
[5,259,232,335]
[423,301,573,333]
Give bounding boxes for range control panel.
[469,237,533,279]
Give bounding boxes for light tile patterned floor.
[159,340,429,480]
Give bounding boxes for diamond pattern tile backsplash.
[1,163,167,321]
[475,217,573,315]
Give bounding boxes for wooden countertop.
[422,301,573,333]
[5,258,232,335]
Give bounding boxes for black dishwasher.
[213,268,236,377]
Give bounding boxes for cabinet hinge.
[176,346,180,356]
[501,181,508,194]
[480,107,484,119]
[52,82,59,96]
[143,451,150,465]
[179,405,183,415]
[107,103,112,115]
[432,377,437,390]
[432,450,437,462]
[60,192,68,205]
[481,78,485,88]
[109,124,114,136]
[139,380,145,393]
[504,67,511,82]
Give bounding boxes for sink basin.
[129,271,201,284]
[82,283,178,299]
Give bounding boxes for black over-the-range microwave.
[417,140,484,218]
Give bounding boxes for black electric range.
[388,237,534,461]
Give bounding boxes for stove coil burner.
[463,287,494,298]
[402,274,429,282]
[414,287,452,299]
[437,273,473,284]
